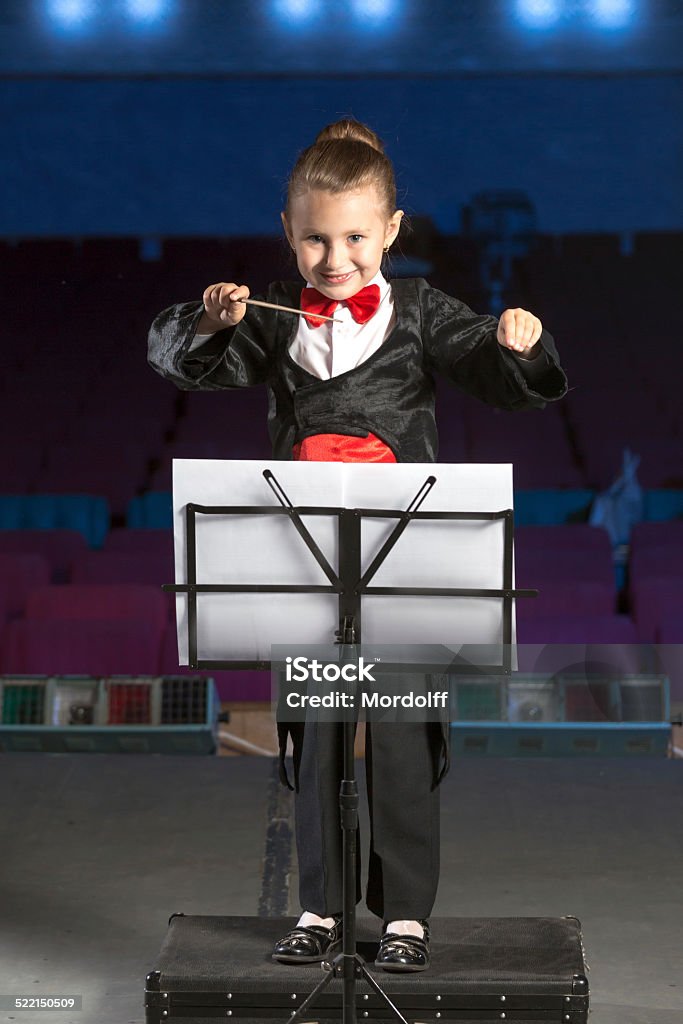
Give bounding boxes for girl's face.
[282,187,403,300]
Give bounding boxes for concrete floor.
[0,752,681,1024]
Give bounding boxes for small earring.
[383,246,390,254]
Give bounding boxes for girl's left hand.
[496,308,542,357]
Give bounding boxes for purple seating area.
[516,615,644,684]
[520,233,682,491]
[0,553,51,617]
[627,519,683,646]
[1,234,682,700]
[71,549,172,588]
[514,524,616,627]
[631,579,683,644]
[516,581,615,622]
[0,530,88,582]
[25,583,167,628]
[460,396,583,488]
[102,527,173,555]
[516,550,614,592]
[4,618,162,676]
[517,613,640,647]
[0,536,272,699]
[511,524,658,679]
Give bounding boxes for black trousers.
[294,718,442,921]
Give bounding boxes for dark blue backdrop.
[2,1,682,237]
[2,76,682,236]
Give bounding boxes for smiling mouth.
[321,271,356,284]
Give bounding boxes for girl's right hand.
[202,282,250,328]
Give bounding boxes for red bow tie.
[300,284,381,328]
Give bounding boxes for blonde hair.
[285,119,397,221]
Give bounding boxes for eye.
[348,234,364,243]
[306,235,323,243]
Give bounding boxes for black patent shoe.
[374,920,430,972]
[272,915,343,964]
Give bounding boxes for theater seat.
[25,584,167,631]
[0,495,109,547]
[516,580,615,621]
[516,615,641,676]
[630,578,683,643]
[0,529,88,582]
[71,551,173,588]
[0,553,50,617]
[2,618,162,676]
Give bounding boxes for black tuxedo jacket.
[148,277,567,464]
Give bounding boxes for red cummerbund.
[292,432,396,463]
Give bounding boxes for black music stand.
[164,469,535,1024]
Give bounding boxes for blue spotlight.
[351,0,399,21]
[513,0,563,29]
[46,0,95,29]
[587,0,636,29]
[125,0,171,22]
[272,0,321,23]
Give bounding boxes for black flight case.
[145,914,589,1023]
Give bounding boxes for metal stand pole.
[284,515,410,1024]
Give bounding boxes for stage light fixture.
[587,0,636,29]
[46,0,95,29]
[513,0,563,29]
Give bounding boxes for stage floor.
[0,755,681,1024]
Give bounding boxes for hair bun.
[287,117,397,219]
[314,118,385,154]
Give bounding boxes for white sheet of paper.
[172,460,516,663]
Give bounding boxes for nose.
[324,242,345,268]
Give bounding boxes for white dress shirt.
[188,270,395,380]
[289,270,394,379]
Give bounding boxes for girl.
[148,119,567,972]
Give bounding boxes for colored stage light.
[272,0,320,22]
[513,0,563,29]
[125,0,171,23]
[351,0,400,21]
[587,0,636,29]
[45,0,95,28]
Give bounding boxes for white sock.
[385,919,424,938]
[297,911,336,929]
